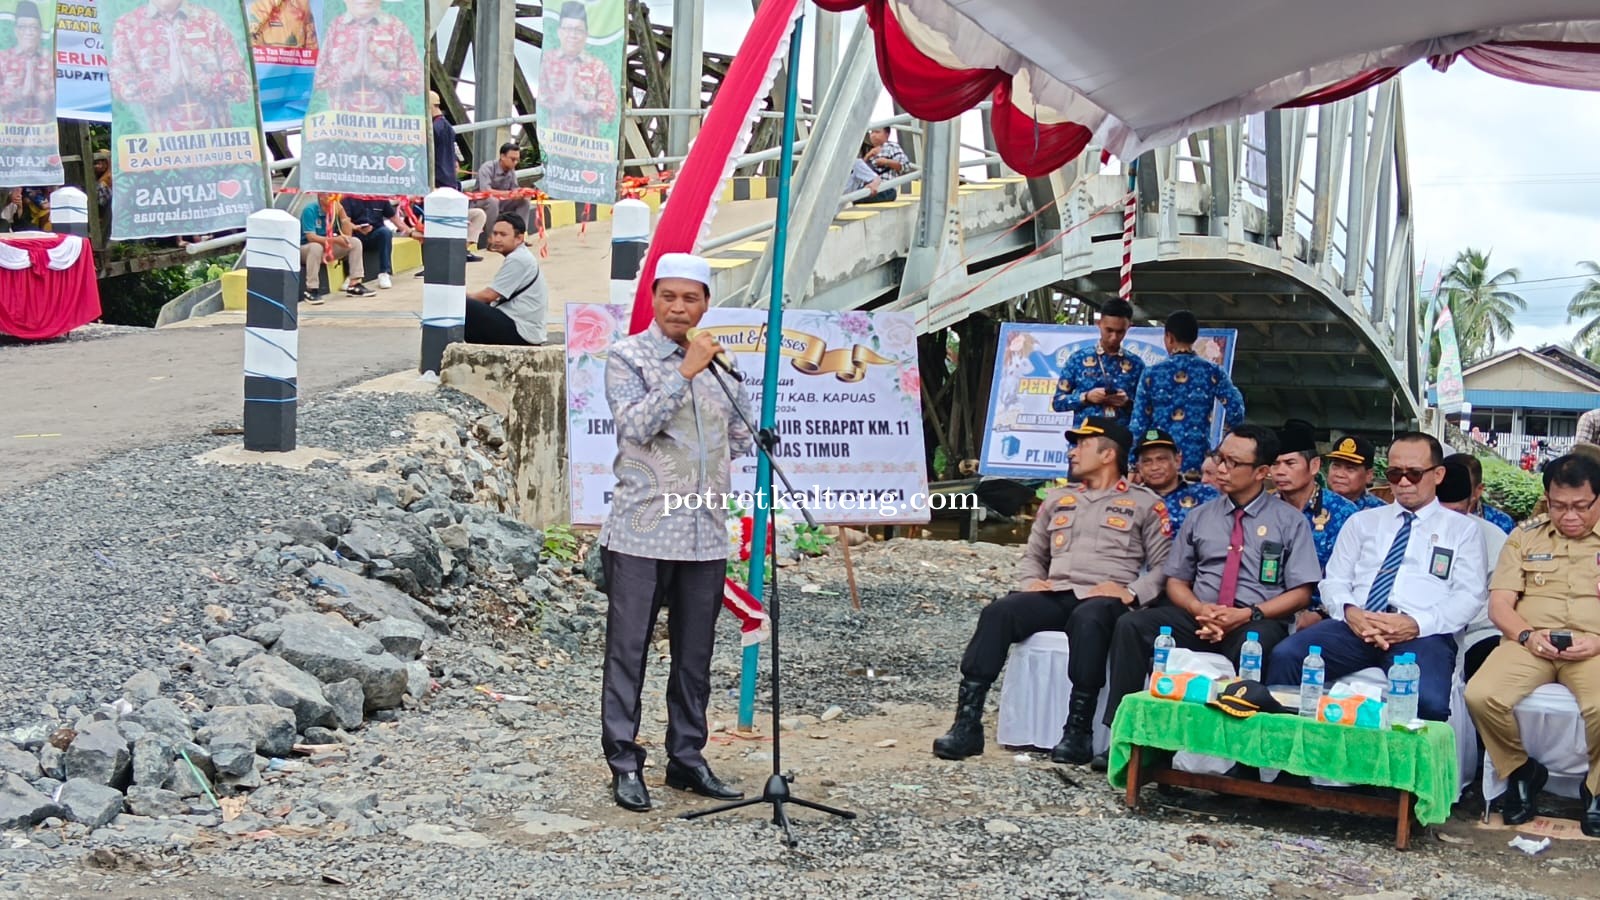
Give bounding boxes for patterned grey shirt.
[598,322,755,561]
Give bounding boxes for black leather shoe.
[664,761,744,800]
[1581,784,1600,837]
[1500,758,1548,826]
[612,771,651,812]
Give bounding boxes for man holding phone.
[1466,453,1600,835]
[1052,298,1143,426]
[1267,433,1487,722]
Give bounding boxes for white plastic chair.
[1480,683,1591,814]
[995,632,1111,754]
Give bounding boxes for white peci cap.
[654,252,712,292]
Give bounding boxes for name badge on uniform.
[1526,553,1554,561]
[1430,546,1454,580]
[1258,540,1283,585]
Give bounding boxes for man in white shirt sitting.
[1265,432,1488,721]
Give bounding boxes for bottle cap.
[1246,631,1259,642]
[1159,626,1172,635]
[1309,645,1322,655]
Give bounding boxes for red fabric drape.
[0,234,101,341]
[865,0,1006,121]
[628,0,803,334]
[1455,41,1600,91]
[1277,67,1403,108]
[989,80,1094,177]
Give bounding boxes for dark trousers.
[1105,603,1292,726]
[1268,618,1457,721]
[600,548,725,776]
[959,590,1130,694]
[857,187,898,204]
[363,225,394,274]
[1463,635,1498,682]
[465,301,531,346]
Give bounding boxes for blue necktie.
[1364,511,1416,612]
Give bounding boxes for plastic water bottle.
[1239,631,1264,683]
[1387,652,1420,727]
[1153,626,1176,675]
[1298,645,1325,718]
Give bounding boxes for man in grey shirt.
[470,141,534,244]
[1103,423,1322,727]
[465,213,546,345]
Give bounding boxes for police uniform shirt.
[1166,488,1322,608]
[1126,351,1246,474]
[1320,499,1488,637]
[1158,481,1219,536]
[1018,479,1172,604]
[1051,345,1144,423]
[1489,515,1600,635]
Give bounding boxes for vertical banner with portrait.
[0,0,63,186]
[247,0,324,131]
[298,0,428,196]
[537,0,622,205]
[54,0,111,122]
[99,0,268,238]
[980,324,1239,478]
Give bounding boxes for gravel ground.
[3,382,1598,898]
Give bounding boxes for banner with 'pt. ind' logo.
[100,0,268,238]
[0,0,64,186]
[297,0,427,197]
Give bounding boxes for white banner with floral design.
[566,304,929,525]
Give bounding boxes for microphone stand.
[682,364,856,845]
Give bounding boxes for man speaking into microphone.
[598,252,754,812]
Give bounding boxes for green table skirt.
[1107,693,1458,825]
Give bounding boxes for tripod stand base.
[678,773,856,846]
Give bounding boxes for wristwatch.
[1249,607,1264,623]
[1518,629,1534,646]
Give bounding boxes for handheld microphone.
[686,327,744,381]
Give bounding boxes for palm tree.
[1567,261,1600,361]
[1439,249,1526,363]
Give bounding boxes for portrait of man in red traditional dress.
[314,0,423,114]
[108,0,254,133]
[0,1,57,125]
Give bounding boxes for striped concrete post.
[609,198,651,304]
[421,188,468,374]
[49,187,89,237]
[242,209,302,452]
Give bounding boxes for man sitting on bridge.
[465,213,546,346]
[471,143,534,247]
[932,418,1170,765]
[299,197,371,303]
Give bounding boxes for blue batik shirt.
[1156,481,1219,536]
[1480,503,1515,534]
[1298,487,1357,571]
[1051,344,1144,424]
[1126,351,1246,476]
[1348,491,1388,511]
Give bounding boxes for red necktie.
[1217,507,1246,607]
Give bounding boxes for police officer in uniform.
[1132,428,1219,535]
[1127,311,1246,480]
[1051,299,1143,425]
[1104,424,1322,728]
[1466,453,1600,835]
[932,418,1171,763]
[1325,434,1387,510]
[1272,419,1356,626]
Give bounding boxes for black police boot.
[932,679,989,760]
[1050,689,1099,765]
[1500,758,1548,826]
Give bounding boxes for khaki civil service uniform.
[1466,516,1600,793]
[956,479,1171,689]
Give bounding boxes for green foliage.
[542,523,581,563]
[1567,260,1600,361]
[791,522,834,557]
[1431,248,1527,365]
[98,264,200,326]
[1482,457,1543,521]
[932,445,950,481]
[201,252,240,283]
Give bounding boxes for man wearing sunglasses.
[1103,424,1321,729]
[1466,453,1600,835]
[1267,433,1487,724]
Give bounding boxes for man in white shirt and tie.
[1266,432,1488,721]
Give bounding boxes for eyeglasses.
[1384,466,1440,485]
[1213,454,1260,472]
[1548,496,1599,517]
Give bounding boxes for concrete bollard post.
[242,209,302,452]
[609,198,652,305]
[48,187,89,237]
[421,188,468,375]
